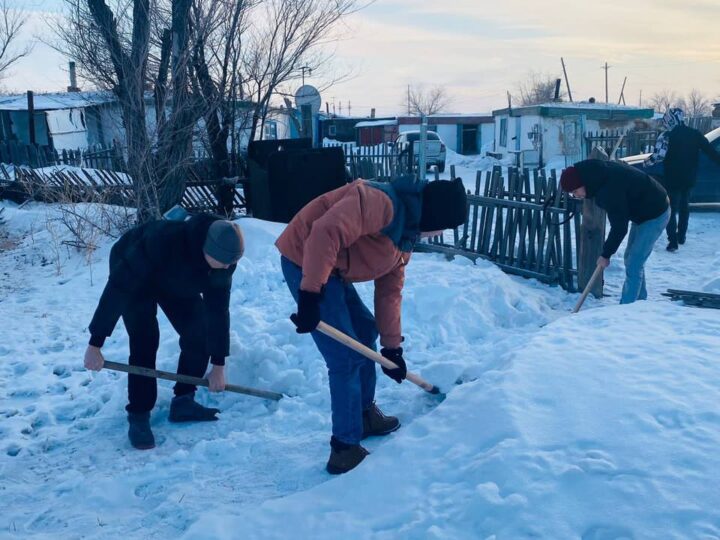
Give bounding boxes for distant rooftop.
[0,91,119,111]
[493,101,654,120]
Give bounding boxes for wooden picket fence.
[417,166,583,291]
[0,141,126,172]
[326,141,415,180]
[584,130,659,159]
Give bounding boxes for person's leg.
[157,295,210,397]
[281,256,367,445]
[677,189,691,244]
[665,189,679,247]
[122,297,160,413]
[621,209,669,304]
[344,284,378,410]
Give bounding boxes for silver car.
[395,131,447,173]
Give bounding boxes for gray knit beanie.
[203,220,244,264]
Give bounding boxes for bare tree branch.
[515,72,565,106]
[0,0,33,78]
[402,84,452,116]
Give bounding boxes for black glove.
[380,347,407,384]
[290,290,322,333]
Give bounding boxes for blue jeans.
[620,207,670,304]
[281,257,378,445]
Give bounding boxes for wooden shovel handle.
[316,321,440,394]
[573,264,604,313]
[102,360,283,401]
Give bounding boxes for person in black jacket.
[643,108,720,251]
[560,159,670,304]
[84,214,244,449]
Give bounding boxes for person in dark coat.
[643,108,720,251]
[84,214,244,449]
[560,159,670,304]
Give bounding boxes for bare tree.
[52,0,203,221]
[678,89,712,118]
[0,0,33,79]
[515,72,565,106]
[402,84,451,116]
[242,0,362,142]
[647,89,682,114]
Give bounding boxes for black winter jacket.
[663,124,720,190]
[88,214,235,365]
[576,160,668,258]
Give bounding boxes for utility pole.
[300,65,312,86]
[561,57,573,102]
[602,62,611,103]
[348,101,352,116]
[339,101,343,115]
[639,90,643,107]
[618,76,627,105]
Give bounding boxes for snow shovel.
[103,360,283,401]
[573,264,604,313]
[316,321,442,395]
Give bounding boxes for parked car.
[395,131,447,173]
[620,126,720,203]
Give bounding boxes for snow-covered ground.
[1,200,719,539]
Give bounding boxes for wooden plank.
[516,169,530,268]
[467,171,481,251]
[481,169,500,256]
[491,173,506,259]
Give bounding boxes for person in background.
[560,160,669,304]
[276,176,467,474]
[643,107,720,251]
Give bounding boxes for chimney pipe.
[67,61,80,92]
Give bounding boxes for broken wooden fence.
[416,166,585,292]
[1,167,247,217]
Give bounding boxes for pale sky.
[5,0,720,116]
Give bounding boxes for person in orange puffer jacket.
[276,175,467,474]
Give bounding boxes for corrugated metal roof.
[0,91,120,111]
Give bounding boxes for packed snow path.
[1,202,719,539]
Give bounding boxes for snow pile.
[2,199,720,539]
[184,302,720,540]
[445,148,509,171]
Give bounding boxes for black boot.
[362,402,400,439]
[326,437,369,475]
[128,412,155,450]
[666,242,678,252]
[168,392,220,423]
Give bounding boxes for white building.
[492,102,654,167]
[0,91,156,151]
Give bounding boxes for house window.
[499,118,508,147]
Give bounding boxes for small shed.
[397,114,494,155]
[355,119,398,146]
[492,102,654,167]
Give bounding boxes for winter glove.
[290,289,322,333]
[380,347,407,384]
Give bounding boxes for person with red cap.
[560,159,669,304]
[276,175,467,474]
[84,215,245,449]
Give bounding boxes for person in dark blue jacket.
[84,214,244,449]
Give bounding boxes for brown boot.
[326,437,369,475]
[362,402,400,439]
